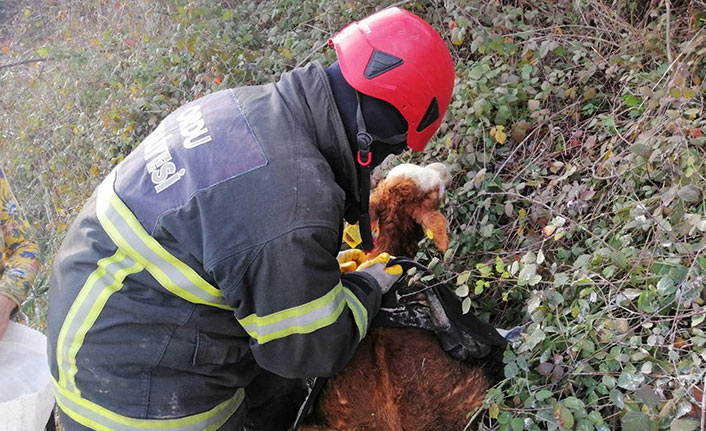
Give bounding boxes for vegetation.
[1,1,705,430]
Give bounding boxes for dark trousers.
[57,372,306,431]
[243,371,308,431]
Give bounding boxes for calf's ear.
[414,210,449,252]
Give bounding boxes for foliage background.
[1,0,706,430]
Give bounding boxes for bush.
[1,1,705,430]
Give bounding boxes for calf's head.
[369,162,450,258]
[368,162,507,360]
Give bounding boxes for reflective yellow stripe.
[96,171,232,310]
[56,250,143,393]
[53,378,244,431]
[238,282,349,344]
[53,171,243,430]
[343,287,369,341]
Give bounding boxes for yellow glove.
[355,253,403,294]
[336,249,367,273]
[342,224,363,249]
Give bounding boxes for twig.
[696,372,706,431]
[484,190,618,252]
[0,57,51,70]
[491,126,539,182]
[650,26,705,92]
[295,40,329,68]
[665,0,673,64]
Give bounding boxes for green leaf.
[518,264,537,286]
[480,224,494,237]
[602,375,616,388]
[511,417,524,431]
[684,107,700,116]
[610,251,628,268]
[536,390,552,401]
[521,64,532,80]
[489,403,499,419]
[461,297,471,314]
[455,284,469,297]
[623,94,641,107]
[36,47,49,57]
[678,185,702,202]
[553,403,575,429]
[621,412,649,431]
[457,270,470,285]
[618,371,644,390]
[670,418,699,431]
[656,276,675,296]
[523,328,545,351]
[504,361,519,378]
[610,389,625,408]
[634,385,661,409]
[574,254,591,269]
[474,282,484,295]
[537,249,545,264]
[428,257,440,271]
[588,410,604,425]
[469,66,484,80]
[476,263,492,277]
[670,265,689,283]
[495,257,505,273]
[564,396,584,410]
[554,273,570,286]
[629,143,650,157]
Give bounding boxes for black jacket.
[47,62,381,423]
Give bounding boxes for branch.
[0,57,51,70]
[701,375,706,431]
[665,0,673,64]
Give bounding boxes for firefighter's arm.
[339,251,402,294]
[220,226,381,378]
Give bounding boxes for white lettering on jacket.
[143,125,185,194]
[141,104,213,194]
[178,106,212,149]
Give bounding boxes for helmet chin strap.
[354,92,407,252]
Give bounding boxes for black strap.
[389,257,508,347]
[353,92,408,251]
[355,92,374,251]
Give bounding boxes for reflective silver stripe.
[96,171,232,310]
[343,288,368,340]
[239,284,347,344]
[54,378,244,431]
[56,251,143,393]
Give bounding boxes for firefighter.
[47,7,454,431]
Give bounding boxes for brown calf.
[300,163,494,431]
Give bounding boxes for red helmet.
[329,7,455,151]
